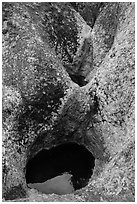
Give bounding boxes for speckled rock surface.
[2,2,135,202]
[2,2,92,199]
[83,2,135,201]
[21,2,93,86]
[70,2,104,28]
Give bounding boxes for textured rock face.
[83,2,135,201]
[89,3,120,76]
[22,2,93,86]
[70,2,104,28]
[2,2,134,202]
[2,2,95,199]
[87,2,135,156]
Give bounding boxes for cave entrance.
[25,142,95,195]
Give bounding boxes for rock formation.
[2,2,135,202]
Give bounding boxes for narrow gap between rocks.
[25,142,95,195]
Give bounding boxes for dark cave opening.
[25,142,95,195]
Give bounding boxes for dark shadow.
[69,74,88,87]
[25,142,95,194]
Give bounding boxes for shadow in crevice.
[69,74,88,87]
[26,142,95,194]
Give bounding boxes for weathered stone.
[34,2,93,86]
[83,2,135,201]
[2,2,97,200]
[2,2,135,202]
[70,2,104,28]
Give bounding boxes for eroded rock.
[2,2,135,202]
[2,2,96,200]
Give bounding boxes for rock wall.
[83,2,135,201]
[2,2,135,202]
